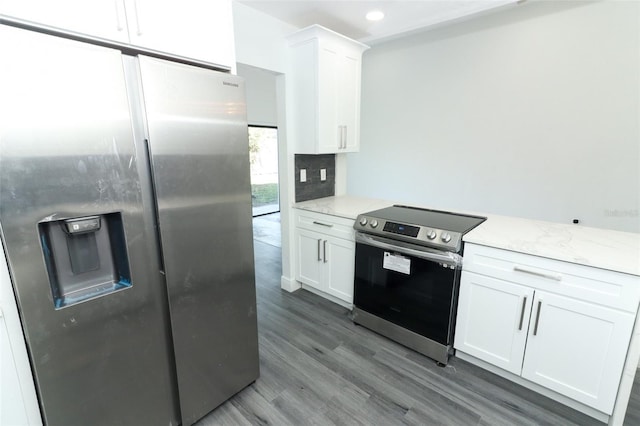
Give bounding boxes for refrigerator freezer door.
[139,56,259,425]
[0,26,179,426]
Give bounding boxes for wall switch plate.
[300,169,307,182]
[320,169,327,181]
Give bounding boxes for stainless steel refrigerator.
[0,24,259,426]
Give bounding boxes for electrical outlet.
[320,169,327,181]
[300,169,307,182]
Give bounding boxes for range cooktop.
[354,205,486,252]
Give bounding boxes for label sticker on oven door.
[383,252,411,275]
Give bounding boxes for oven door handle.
[355,232,462,268]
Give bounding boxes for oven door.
[354,232,462,345]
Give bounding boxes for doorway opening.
[249,125,279,217]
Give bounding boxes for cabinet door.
[522,291,635,414]
[454,272,533,375]
[316,42,340,153]
[337,52,360,152]
[125,0,235,68]
[0,0,129,42]
[0,312,30,426]
[323,236,355,303]
[0,241,41,425]
[295,229,323,290]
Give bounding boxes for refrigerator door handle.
[143,138,169,277]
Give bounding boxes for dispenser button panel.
[64,216,101,234]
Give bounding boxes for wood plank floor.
[196,234,639,425]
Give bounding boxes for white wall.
[233,2,296,74]
[237,63,278,126]
[347,0,640,233]
[233,1,302,291]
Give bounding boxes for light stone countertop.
[464,214,640,276]
[293,195,640,276]
[292,195,393,220]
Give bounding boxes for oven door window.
[354,242,458,345]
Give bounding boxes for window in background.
[249,125,279,216]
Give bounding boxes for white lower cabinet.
[1,245,41,425]
[521,291,634,413]
[294,210,355,305]
[455,272,533,375]
[297,228,324,289]
[323,236,356,302]
[1,311,29,426]
[455,244,640,417]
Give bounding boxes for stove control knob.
[359,217,368,226]
[370,220,378,228]
[441,232,452,243]
[426,230,437,240]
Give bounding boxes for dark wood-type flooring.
[196,217,640,425]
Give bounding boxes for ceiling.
[236,0,521,45]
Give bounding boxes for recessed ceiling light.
[366,10,385,21]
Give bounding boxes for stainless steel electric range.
[352,205,486,364]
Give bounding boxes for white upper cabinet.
[288,25,369,154]
[0,0,236,69]
[0,0,130,42]
[124,0,235,68]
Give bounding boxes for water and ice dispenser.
[39,212,132,308]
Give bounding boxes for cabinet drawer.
[463,244,640,312]
[294,209,355,241]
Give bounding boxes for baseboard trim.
[456,351,609,423]
[300,284,352,309]
[280,275,301,293]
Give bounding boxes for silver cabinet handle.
[323,240,328,263]
[518,296,527,330]
[133,0,143,35]
[343,126,347,149]
[317,239,322,261]
[114,0,125,31]
[533,300,542,336]
[337,125,346,149]
[313,221,333,228]
[513,266,562,281]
